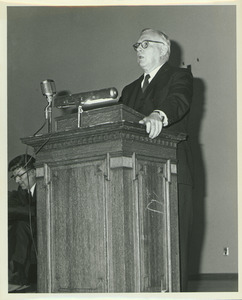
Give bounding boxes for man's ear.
[30,168,36,178]
[160,45,168,57]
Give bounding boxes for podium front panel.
[50,159,107,293]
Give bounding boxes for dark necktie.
[142,74,150,92]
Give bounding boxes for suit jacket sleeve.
[155,68,193,126]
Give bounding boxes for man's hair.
[8,154,36,172]
[141,28,171,61]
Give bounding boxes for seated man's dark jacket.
[119,62,193,185]
[8,186,37,279]
[8,187,36,224]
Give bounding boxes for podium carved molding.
[22,122,186,153]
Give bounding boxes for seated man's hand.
[139,111,164,139]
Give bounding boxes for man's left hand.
[139,112,164,139]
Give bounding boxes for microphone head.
[40,79,56,97]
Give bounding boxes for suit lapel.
[144,62,170,95]
[127,75,143,109]
[123,63,171,114]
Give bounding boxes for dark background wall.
[7,5,237,275]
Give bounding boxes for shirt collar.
[30,183,36,196]
[144,63,164,82]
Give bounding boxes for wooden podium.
[22,104,185,293]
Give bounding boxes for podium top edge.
[55,103,145,120]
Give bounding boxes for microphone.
[40,79,56,102]
[40,79,56,133]
[54,87,118,109]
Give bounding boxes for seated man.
[8,154,37,292]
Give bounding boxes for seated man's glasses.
[11,169,31,180]
[133,40,164,51]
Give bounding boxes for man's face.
[12,167,36,190]
[135,31,164,73]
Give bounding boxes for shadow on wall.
[188,77,206,277]
[169,40,183,68]
[170,40,207,277]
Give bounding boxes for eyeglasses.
[11,169,31,180]
[133,40,164,51]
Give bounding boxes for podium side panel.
[135,159,168,292]
[36,166,51,292]
[106,166,138,292]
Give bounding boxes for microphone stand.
[45,97,53,133]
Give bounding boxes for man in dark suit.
[8,154,37,292]
[119,28,193,291]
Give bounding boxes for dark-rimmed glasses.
[133,40,164,51]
